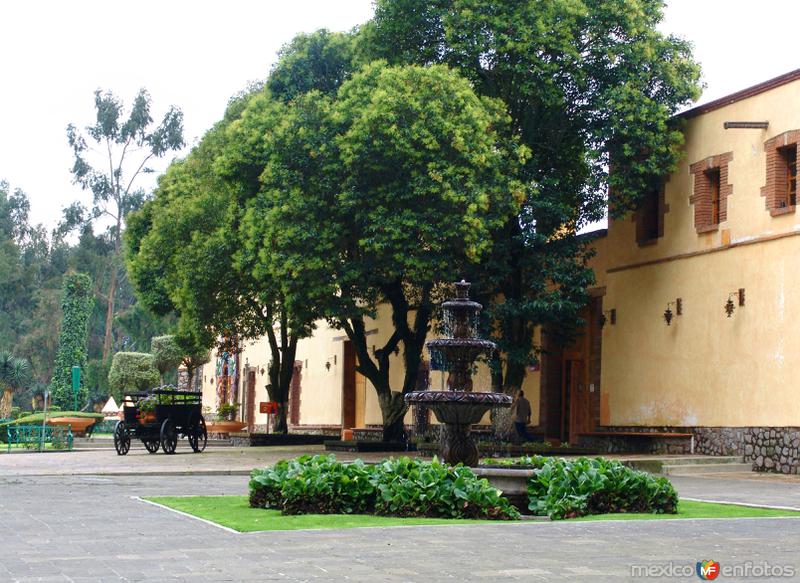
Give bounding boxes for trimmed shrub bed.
[515,455,678,519]
[249,455,520,520]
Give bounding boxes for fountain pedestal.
[405,391,511,466]
[404,281,511,466]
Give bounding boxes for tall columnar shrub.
[107,352,160,401]
[50,273,94,409]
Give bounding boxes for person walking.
[512,390,535,441]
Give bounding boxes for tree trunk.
[379,390,407,442]
[274,402,289,434]
[0,389,12,419]
[102,217,122,362]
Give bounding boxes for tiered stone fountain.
[405,281,511,466]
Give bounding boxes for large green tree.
[126,93,316,433]
[254,62,527,440]
[363,0,702,431]
[67,88,184,363]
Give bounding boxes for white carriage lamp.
[663,298,682,326]
[725,289,745,317]
[599,308,616,328]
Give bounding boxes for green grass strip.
[144,496,488,532]
[572,499,800,521]
[144,496,800,532]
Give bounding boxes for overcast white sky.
[1,0,799,229]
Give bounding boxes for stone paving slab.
[1,472,800,582]
[0,445,410,477]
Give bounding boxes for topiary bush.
[150,335,183,382]
[525,456,678,519]
[107,352,160,400]
[50,273,94,409]
[249,455,519,520]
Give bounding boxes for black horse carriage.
[114,387,207,455]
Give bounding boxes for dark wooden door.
[246,370,256,431]
[561,358,591,444]
[342,341,356,429]
[289,361,302,426]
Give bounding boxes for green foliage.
[364,0,703,398]
[50,274,94,409]
[249,455,519,520]
[254,62,527,437]
[0,351,32,418]
[66,88,184,363]
[523,456,678,519]
[267,29,359,102]
[107,352,160,400]
[150,335,183,379]
[216,402,239,421]
[372,457,519,519]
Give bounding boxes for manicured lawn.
[144,496,488,532]
[145,496,800,532]
[572,499,800,521]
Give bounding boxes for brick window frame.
[633,181,669,246]
[761,130,800,216]
[689,152,733,233]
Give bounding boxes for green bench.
[5,425,73,452]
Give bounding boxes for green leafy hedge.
[249,455,519,520]
[523,456,678,519]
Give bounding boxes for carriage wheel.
[188,414,207,453]
[113,421,130,456]
[160,419,177,454]
[143,439,160,454]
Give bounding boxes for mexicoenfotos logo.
[696,560,720,580]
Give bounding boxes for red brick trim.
[761,130,800,215]
[689,152,733,232]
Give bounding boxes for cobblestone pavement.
[0,445,403,477]
[2,449,800,582]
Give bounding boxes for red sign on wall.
[260,402,278,414]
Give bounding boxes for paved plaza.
[2,447,800,582]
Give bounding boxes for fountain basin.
[405,391,511,425]
[405,391,511,466]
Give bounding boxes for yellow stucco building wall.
[601,73,800,428]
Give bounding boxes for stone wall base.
[597,425,800,474]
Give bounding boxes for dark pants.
[514,421,538,442]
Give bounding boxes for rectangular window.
[707,168,721,225]
[780,144,797,208]
[635,185,661,244]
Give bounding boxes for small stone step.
[661,462,753,476]
[658,455,743,466]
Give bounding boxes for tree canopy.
[127,1,701,439]
[361,0,702,416]
[67,88,184,363]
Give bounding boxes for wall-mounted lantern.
[664,298,682,326]
[599,309,616,328]
[325,355,337,371]
[725,288,745,317]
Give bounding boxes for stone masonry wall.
[598,425,800,474]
